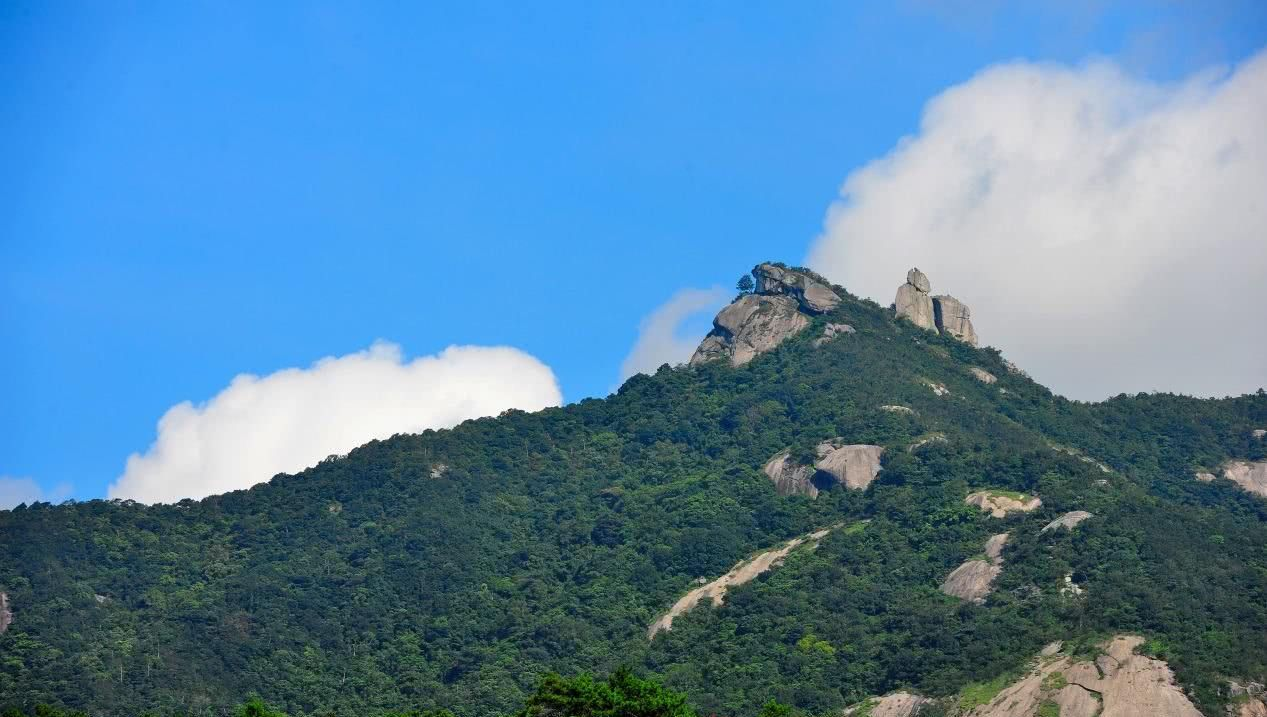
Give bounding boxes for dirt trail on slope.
[647,527,834,639]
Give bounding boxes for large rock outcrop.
[844,692,931,717]
[691,294,809,367]
[966,490,1042,518]
[895,268,937,330]
[941,533,1008,603]
[966,635,1203,717]
[753,263,841,313]
[691,264,841,367]
[814,441,885,490]
[1196,460,1267,498]
[1042,511,1093,533]
[762,443,884,498]
[648,527,834,638]
[763,451,819,498]
[933,294,977,346]
[813,322,854,347]
[969,367,997,384]
[0,592,10,634]
[893,267,979,345]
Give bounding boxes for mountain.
[2,263,1266,717]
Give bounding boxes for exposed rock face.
[1225,460,1267,497]
[962,638,1201,717]
[941,533,1008,603]
[1196,460,1267,498]
[893,268,979,344]
[1042,511,1093,533]
[925,380,950,396]
[764,443,885,497]
[691,294,809,366]
[895,268,936,330]
[966,635,1202,717]
[1254,429,1266,439]
[815,442,885,490]
[0,592,10,634]
[753,263,841,314]
[970,367,997,384]
[906,267,931,293]
[908,433,947,452]
[932,294,977,346]
[692,265,841,367]
[881,405,915,414]
[813,322,855,347]
[1231,684,1267,717]
[648,527,833,638]
[844,692,931,717]
[966,490,1042,518]
[763,451,818,498]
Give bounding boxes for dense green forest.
[2,267,1265,716]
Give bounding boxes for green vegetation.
[956,674,1012,710]
[1,269,1265,717]
[1041,671,1066,691]
[1037,701,1059,717]
[1,669,719,717]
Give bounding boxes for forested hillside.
[2,266,1265,717]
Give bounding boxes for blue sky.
[3,1,1266,504]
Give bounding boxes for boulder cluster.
[894,267,977,345]
[763,442,885,498]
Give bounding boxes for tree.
[515,667,697,717]
[737,274,754,294]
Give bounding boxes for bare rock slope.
[1196,460,1267,498]
[966,635,1202,717]
[941,533,1008,603]
[1042,511,1094,533]
[648,527,834,638]
[844,692,931,717]
[763,451,818,498]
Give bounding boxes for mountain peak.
[690,263,842,367]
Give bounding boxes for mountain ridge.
[1,261,1265,716]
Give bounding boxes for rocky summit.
[691,263,840,366]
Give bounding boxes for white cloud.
[807,49,1267,400]
[0,476,72,509]
[109,342,563,504]
[619,287,728,382]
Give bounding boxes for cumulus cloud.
[0,476,71,509]
[807,49,1267,400]
[619,287,728,382]
[109,342,562,504]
